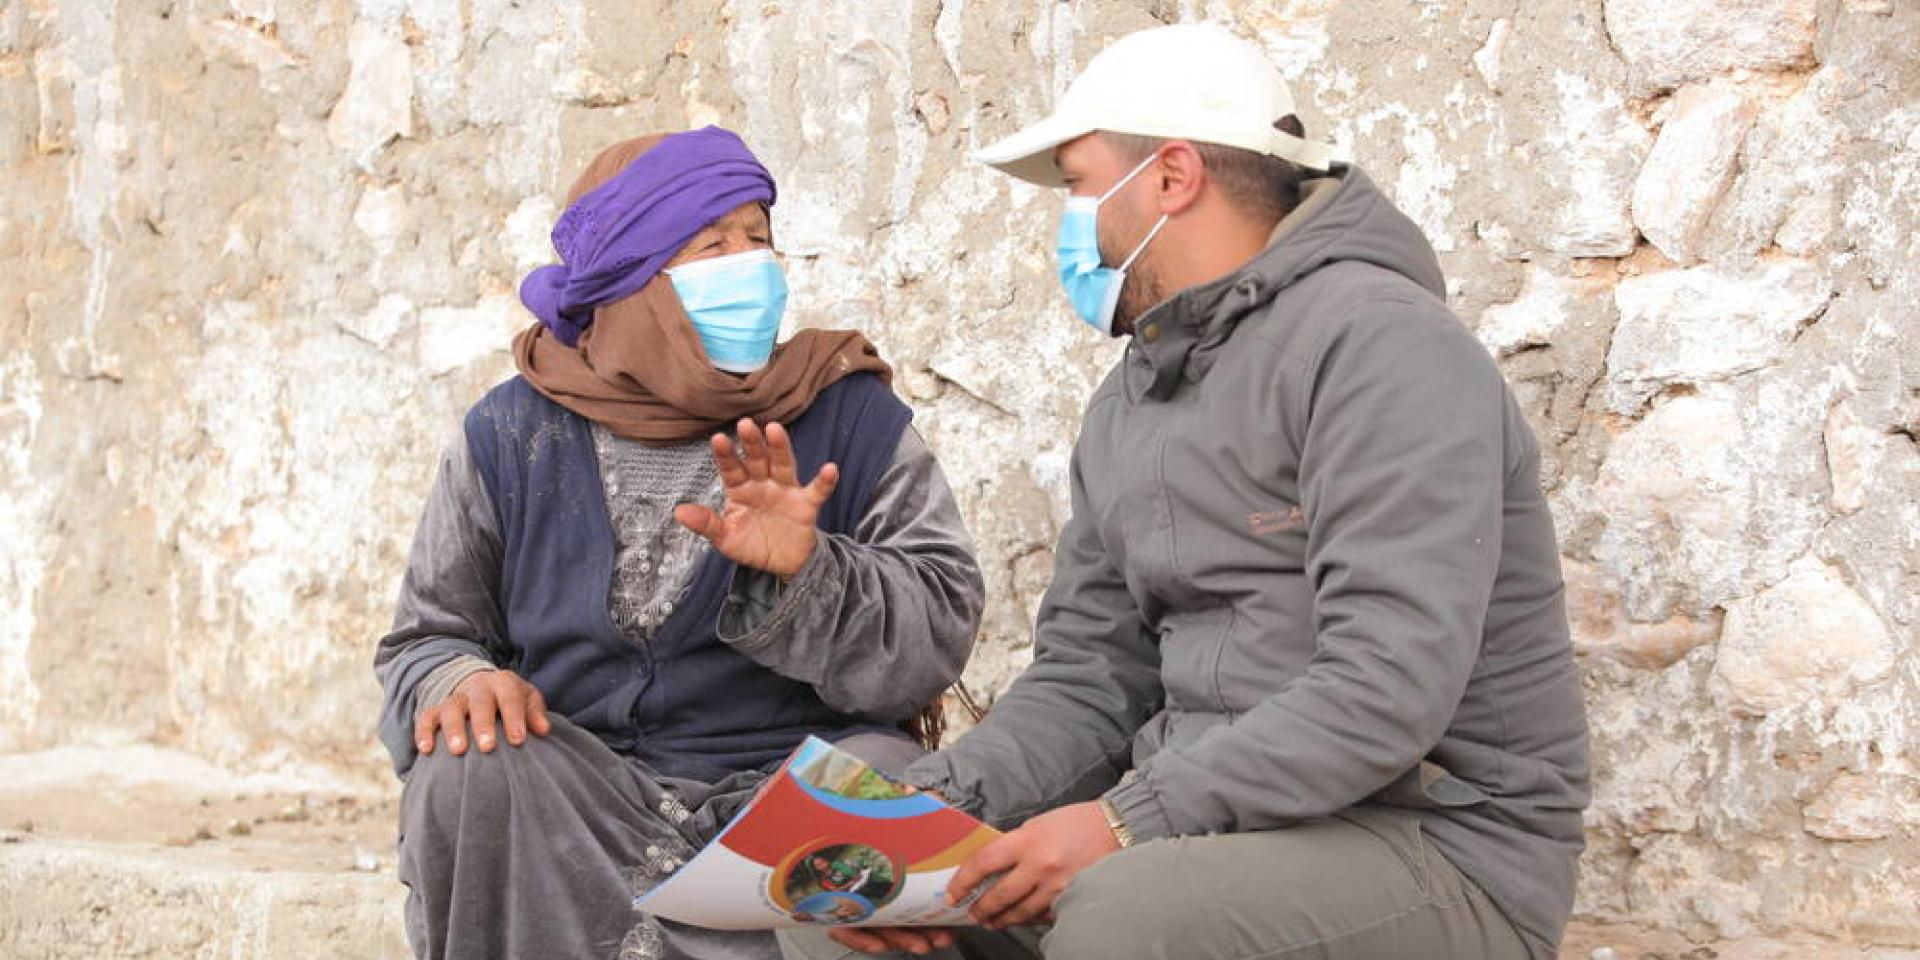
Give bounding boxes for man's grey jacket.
[906,164,1591,959]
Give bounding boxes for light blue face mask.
[1056,154,1171,336]
[664,248,789,373]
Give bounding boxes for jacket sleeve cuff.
[1102,775,1176,844]
[716,535,835,653]
[901,752,985,817]
[412,655,498,720]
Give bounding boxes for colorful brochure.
[636,736,1000,929]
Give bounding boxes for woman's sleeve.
[716,427,984,722]
[373,429,511,775]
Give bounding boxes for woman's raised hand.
[674,418,838,579]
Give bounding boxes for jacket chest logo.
[1247,506,1306,536]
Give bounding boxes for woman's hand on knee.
[415,670,552,756]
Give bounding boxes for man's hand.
[827,802,1120,953]
[674,418,836,579]
[952,801,1120,930]
[827,926,957,956]
[415,670,552,756]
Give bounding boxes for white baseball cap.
[974,23,1334,187]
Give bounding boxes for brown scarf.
[512,134,893,444]
[512,291,891,444]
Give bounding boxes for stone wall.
[2,0,1914,949]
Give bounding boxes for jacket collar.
[1122,164,1419,402]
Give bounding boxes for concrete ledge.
[1562,921,1920,960]
[0,747,1911,959]
[0,745,407,959]
[0,836,407,959]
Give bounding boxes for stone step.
[0,836,407,959]
[0,745,406,959]
[8,839,1913,960]
[1561,921,1918,960]
[0,747,1910,959]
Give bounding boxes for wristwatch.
[1095,797,1135,848]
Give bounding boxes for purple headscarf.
[519,126,778,346]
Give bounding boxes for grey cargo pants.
[777,806,1531,960]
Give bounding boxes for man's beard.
[1112,263,1167,337]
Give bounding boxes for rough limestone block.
[1803,772,1920,841]
[1591,386,1826,619]
[1711,555,1900,716]
[326,19,413,166]
[1604,0,1819,92]
[1703,69,1854,262]
[417,294,525,378]
[1564,559,1721,671]
[1539,73,1651,257]
[1823,399,1883,516]
[1632,84,1757,263]
[1606,260,1831,413]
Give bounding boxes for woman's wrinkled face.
[665,201,774,268]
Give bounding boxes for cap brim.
[970,114,1095,188]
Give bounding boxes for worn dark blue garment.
[464,372,911,782]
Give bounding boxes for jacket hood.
[1246,162,1445,300]
[1126,164,1446,399]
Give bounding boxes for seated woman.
[374,127,984,960]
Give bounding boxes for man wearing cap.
[790,22,1590,960]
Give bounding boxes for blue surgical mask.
[664,248,789,373]
[1056,154,1170,336]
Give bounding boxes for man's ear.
[1152,141,1207,216]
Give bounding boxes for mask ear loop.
[1100,149,1171,270]
[1097,152,1163,205]
[1117,215,1169,272]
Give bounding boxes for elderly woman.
[374,127,984,960]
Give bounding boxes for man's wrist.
[1102,776,1175,845]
